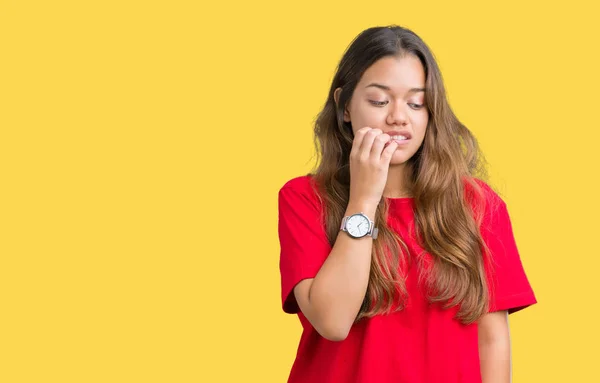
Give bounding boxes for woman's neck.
[383,163,414,198]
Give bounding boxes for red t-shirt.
[277,175,537,383]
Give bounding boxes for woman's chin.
[389,150,413,166]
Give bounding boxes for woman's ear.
[334,87,342,106]
[333,87,351,122]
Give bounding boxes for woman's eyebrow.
[365,83,425,93]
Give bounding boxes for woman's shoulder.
[278,174,325,219]
[464,177,506,218]
[466,177,500,199]
[280,173,314,191]
[279,173,322,196]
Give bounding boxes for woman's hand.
[348,127,398,210]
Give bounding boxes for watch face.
[346,214,370,238]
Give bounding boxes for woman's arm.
[293,201,376,342]
[291,128,399,342]
[478,310,511,383]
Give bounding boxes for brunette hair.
[311,25,492,324]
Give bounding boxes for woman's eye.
[369,100,388,106]
[409,103,424,109]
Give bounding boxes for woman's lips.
[384,138,411,147]
[392,138,411,145]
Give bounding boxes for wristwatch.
[340,212,378,239]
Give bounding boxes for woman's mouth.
[390,135,410,144]
[385,135,411,147]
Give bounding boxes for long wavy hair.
[310,25,493,324]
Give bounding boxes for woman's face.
[336,55,429,166]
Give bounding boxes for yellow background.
[1,0,599,382]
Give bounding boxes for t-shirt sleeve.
[278,182,332,314]
[480,187,537,314]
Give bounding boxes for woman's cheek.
[416,112,428,127]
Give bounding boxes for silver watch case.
[340,212,378,239]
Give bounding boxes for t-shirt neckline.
[384,196,414,202]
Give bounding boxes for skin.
[333,54,512,382]
[334,55,428,198]
[479,310,511,382]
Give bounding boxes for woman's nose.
[386,102,408,126]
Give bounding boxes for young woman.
[277,25,536,383]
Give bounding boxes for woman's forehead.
[358,56,426,92]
